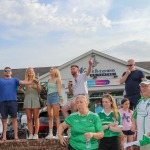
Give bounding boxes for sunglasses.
[126,64,133,67]
[4,69,11,73]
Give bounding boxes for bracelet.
[59,95,63,99]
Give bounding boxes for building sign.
[90,72,116,77]
[79,54,117,77]
[87,80,110,86]
[79,67,117,77]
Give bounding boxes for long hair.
[51,67,62,83]
[121,98,131,113]
[25,67,35,81]
[102,94,119,121]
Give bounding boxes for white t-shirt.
[72,73,88,96]
[133,98,150,140]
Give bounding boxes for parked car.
[38,108,70,138]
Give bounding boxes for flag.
[124,135,150,148]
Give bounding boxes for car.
[38,108,70,138]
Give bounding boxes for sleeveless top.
[47,80,57,95]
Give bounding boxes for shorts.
[0,101,17,119]
[99,136,121,150]
[64,95,89,108]
[64,97,75,108]
[46,92,59,106]
[122,130,134,136]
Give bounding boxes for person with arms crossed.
[120,59,145,110]
[58,95,104,150]
[132,80,150,150]
[0,67,32,142]
[98,94,122,150]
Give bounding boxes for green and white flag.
[124,135,150,148]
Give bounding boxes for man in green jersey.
[132,80,150,150]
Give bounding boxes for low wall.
[0,139,67,150]
[0,139,140,150]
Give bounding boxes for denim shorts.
[122,130,134,136]
[46,92,59,106]
[0,101,17,119]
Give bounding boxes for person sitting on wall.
[61,59,93,137]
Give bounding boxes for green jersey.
[132,97,150,140]
[98,110,122,137]
[65,111,103,150]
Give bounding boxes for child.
[98,94,122,150]
[119,98,135,150]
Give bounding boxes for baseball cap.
[139,79,150,86]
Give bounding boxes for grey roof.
[0,67,51,80]
[1,62,150,80]
[136,61,150,71]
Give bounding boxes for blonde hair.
[25,67,36,81]
[102,94,118,121]
[51,67,62,83]
[76,94,89,103]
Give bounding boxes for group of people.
[0,58,150,150]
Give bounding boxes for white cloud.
[103,40,150,62]
[0,0,150,69]
[0,0,112,39]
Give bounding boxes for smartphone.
[33,79,38,84]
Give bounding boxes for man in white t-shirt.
[61,59,93,119]
[132,79,150,150]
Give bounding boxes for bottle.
[86,139,91,149]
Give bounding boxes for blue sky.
[0,0,150,69]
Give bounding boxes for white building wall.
[39,50,150,104]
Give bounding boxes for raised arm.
[119,70,131,84]
[86,59,93,76]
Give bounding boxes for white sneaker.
[27,134,33,140]
[32,134,38,140]
[54,134,58,139]
[45,133,53,140]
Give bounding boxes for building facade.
[39,50,150,111]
